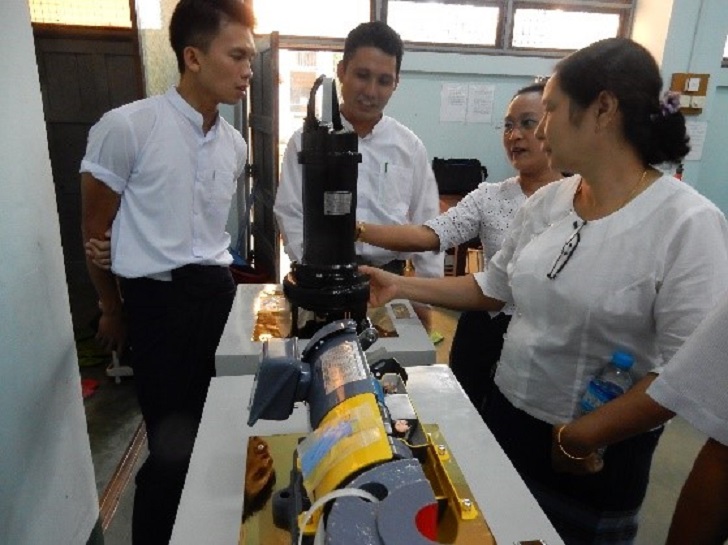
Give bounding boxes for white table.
[171,365,564,545]
[215,284,436,375]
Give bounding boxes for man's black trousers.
[120,265,235,545]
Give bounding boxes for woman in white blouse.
[358,81,562,410]
[361,38,728,544]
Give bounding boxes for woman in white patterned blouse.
[358,81,563,411]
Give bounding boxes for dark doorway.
[33,25,144,331]
[248,32,280,282]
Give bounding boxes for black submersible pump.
[282,76,370,336]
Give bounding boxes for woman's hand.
[551,423,604,475]
[359,265,400,307]
[85,229,112,270]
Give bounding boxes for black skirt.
[483,386,664,545]
[448,310,511,410]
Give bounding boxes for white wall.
[658,0,728,211]
[0,1,98,544]
[632,0,674,65]
[390,53,555,184]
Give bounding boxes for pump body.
[282,76,369,335]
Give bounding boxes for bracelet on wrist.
[556,424,590,460]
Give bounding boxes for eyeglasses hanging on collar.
[547,219,587,279]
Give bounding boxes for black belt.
[121,264,232,286]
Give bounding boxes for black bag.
[432,157,487,195]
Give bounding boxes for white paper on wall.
[440,83,468,122]
[466,84,495,123]
[684,120,707,161]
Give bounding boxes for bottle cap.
[611,351,634,370]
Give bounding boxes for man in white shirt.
[80,1,255,543]
[274,21,443,279]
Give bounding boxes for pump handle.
[303,74,325,132]
[304,75,343,132]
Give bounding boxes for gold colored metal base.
[239,425,496,544]
[239,433,299,545]
[251,286,400,342]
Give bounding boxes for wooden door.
[34,26,144,330]
[248,32,280,282]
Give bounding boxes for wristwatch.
[355,221,366,242]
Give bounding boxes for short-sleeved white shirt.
[425,176,525,260]
[80,87,247,279]
[425,176,528,314]
[648,291,728,446]
[274,115,443,278]
[475,174,728,424]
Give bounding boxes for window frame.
[383,0,504,50]
[28,0,134,28]
[382,0,635,57]
[249,0,376,46]
[251,0,634,57]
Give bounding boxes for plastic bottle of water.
[580,351,634,415]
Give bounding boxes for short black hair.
[554,38,689,164]
[513,81,546,99]
[343,21,404,75]
[169,0,255,73]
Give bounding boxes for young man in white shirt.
[80,1,255,543]
[273,21,443,279]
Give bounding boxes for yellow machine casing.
[298,392,393,501]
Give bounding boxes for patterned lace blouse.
[425,176,526,263]
[425,176,526,316]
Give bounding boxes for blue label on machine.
[299,420,354,478]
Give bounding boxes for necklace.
[621,168,650,210]
[574,168,651,218]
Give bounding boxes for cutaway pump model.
[248,319,493,545]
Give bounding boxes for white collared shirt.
[475,174,728,424]
[274,115,443,277]
[80,87,247,279]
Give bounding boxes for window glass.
[138,0,179,96]
[565,0,630,3]
[512,8,620,50]
[279,49,342,149]
[29,0,132,27]
[724,35,728,59]
[388,1,499,46]
[255,0,370,38]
